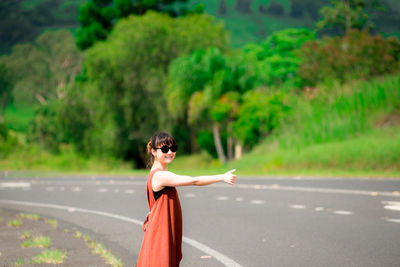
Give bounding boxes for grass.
[32,249,67,264]
[8,219,22,228]
[229,126,400,177]
[22,231,31,240]
[22,235,51,248]
[44,218,58,229]
[4,103,35,133]
[82,234,124,267]
[14,258,25,266]
[19,213,40,221]
[74,231,83,239]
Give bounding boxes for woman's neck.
[152,161,168,171]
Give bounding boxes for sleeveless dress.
[136,169,183,267]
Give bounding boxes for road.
[1,174,400,266]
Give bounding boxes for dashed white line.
[289,205,306,209]
[333,210,353,215]
[0,182,31,188]
[250,200,265,205]
[235,197,243,202]
[184,193,196,198]
[125,189,135,194]
[46,187,55,191]
[97,188,108,193]
[71,187,81,192]
[383,205,400,211]
[315,207,325,212]
[382,201,400,211]
[216,196,229,201]
[386,218,400,224]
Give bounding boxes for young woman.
[136,132,237,267]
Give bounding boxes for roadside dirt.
[0,208,116,266]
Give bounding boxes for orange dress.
[136,169,183,267]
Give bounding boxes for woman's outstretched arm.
[152,169,237,191]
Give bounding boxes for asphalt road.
[0,174,400,267]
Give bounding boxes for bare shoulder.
[153,170,175,180]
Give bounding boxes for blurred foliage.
[64,12,228,166]
[75,0,198,50]
[299,29,400,86]
[0,63,14,122]
[316,0,385,35]
[0,0,83,54]
[240,28,316,89]
[0,123,19,158]
[0,30,82,104]
[233,90,290,150]
[2,0,400,170]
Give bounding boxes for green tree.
[76,0,192,50]
[233,90,289,150]
[166,48,240,163]
[0,63,13,123]
[316,0,384,34]
[80,12,228,166]
[299,29,400,86]
[240,28,316,89]
[2,30,82,104]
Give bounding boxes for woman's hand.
[223,169,237,185]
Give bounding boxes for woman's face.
[152,143,176,165]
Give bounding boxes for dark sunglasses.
[154,144,178,153]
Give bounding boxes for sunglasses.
[154,144,178,153]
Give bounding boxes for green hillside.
[1,0,400,53]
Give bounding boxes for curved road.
[1,174,400,266]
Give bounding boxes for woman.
[136,132,237,267]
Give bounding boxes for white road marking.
[0,200,242,267]
[386,218,400,224]
[250,200,265,205]
[382,201,400,206]
[382,201,400,211]
[46,187,55,191]
[184,193,196,198]
[315,207,325,212]
[60,187,65,191]
[125,189,135,194]
[0,182,31,188]
[216,196,229,201]
[235,197,243,201]
[97,188,108,193]
[333,210,353,215]
[213,184,400,197]
[114,189,120,193]
[384,205,400,211]
[289,205,306,209]
[71,187,81,192]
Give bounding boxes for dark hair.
[146,132,177,168]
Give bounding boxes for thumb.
[228,169,236,174]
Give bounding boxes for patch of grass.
[19,213,40,221]
[32,249,67,264]
[0,143,133,173]
[14,258,25,266]
[21,230,31,240]
[4,103,35,133]
[88,241,123,267]
[230,126,400,177]
[22,235,51,248]
[44,218,58,229]
[74,231,83,239]
[8,219,22,228]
